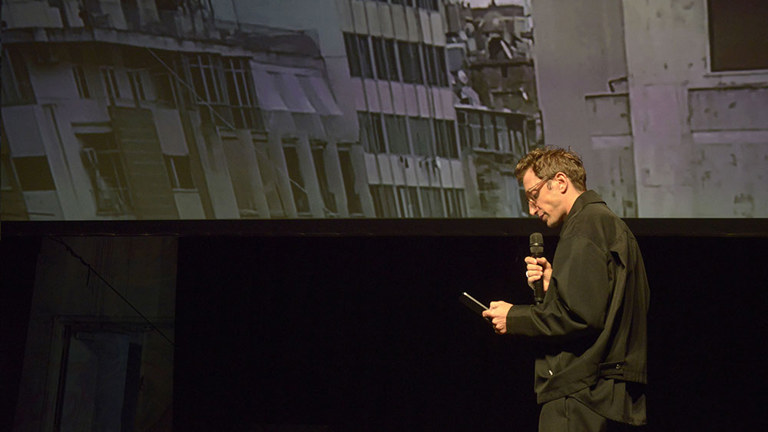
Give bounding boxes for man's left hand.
[482,301,513,334]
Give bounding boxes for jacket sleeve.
[506,235,613,339]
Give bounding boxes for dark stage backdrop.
[175,233,768,431]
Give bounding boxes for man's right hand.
[525,256,552,293]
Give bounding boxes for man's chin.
[543,215,561,228]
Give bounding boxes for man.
[482,147,649,431]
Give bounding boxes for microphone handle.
[532,252,544,304]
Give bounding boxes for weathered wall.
[532,0,768,217]
[623,0,768,217]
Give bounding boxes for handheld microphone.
[529,232,545,304]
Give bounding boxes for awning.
[252,68,289,111]
[298,75,343,116]
[251,66,347,140]
[274,73,315,114]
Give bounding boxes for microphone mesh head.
[529,232,543,246]
[529,232,544,255]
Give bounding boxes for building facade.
[2,0,369,220]
[1,0,539,221]
[215,0,539,218]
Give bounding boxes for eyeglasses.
[525,177,550,204]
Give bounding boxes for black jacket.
[506,190,649,425]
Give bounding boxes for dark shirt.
[506,190,649,425]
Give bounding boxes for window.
[127,70,146,105]
[188,53,223,103]
[468,111,482,148]
[312,143,338,215]
[344,33,361,78]
[417,0,439,11]
[79,133,132,215]
[283,144,311,216]
[398,42,424,84]
[434,119,458,158]
[338,147,363,215]
[73,66,90,99]
[223,58,263,130]
[457,111,470,149]
[507,114,527,155]
[424,44,439,86]
[255,139,287,218]
[12,156,56,191]
[409,117,434,156]
[187,53,232,127]
[151,68,178,108]
[147,52,182,108]
[183,54,263,129]
[435,46,448,87]
[164,155,194,190]
[372,37,399,81]
[396,186,421,217]
[482,112,495,150]
[1,48,35,105]
[101,67,121,104]
[344,33,374,79]
[419,187,445,217]
[444,188,466,217]
[496,114,511,152]
[359,112,385,153]
[456,108,534,154]
[708,0,768,72]
[384,114,410,154]
[370,185,398,217]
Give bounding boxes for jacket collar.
[562,190,604,227]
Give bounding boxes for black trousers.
[539,396,645,432]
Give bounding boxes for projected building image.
[1,0,540,221]
[2,0,766,220]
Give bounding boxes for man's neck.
[562,190,584,217]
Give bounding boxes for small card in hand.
[459,292,489,317]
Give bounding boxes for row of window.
[365,0,440,12]
[456,108,533,155]
[358,108,536,158]
[1,151,189,217]
[6,136,364,219]
[344,34,449,87]
[370,184,465,218]
[358,111,459,158]
[226,138,363,219]
[68,49,265,131]
[150,53,264,130]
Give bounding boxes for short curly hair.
[514,147,587,192]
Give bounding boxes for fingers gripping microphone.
[529,233,545,304]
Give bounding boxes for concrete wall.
[532,0,768,217]
[622,0,768,217]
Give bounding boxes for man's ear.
[553,172,569,193]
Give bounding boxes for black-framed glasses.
[525,177,551,204]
